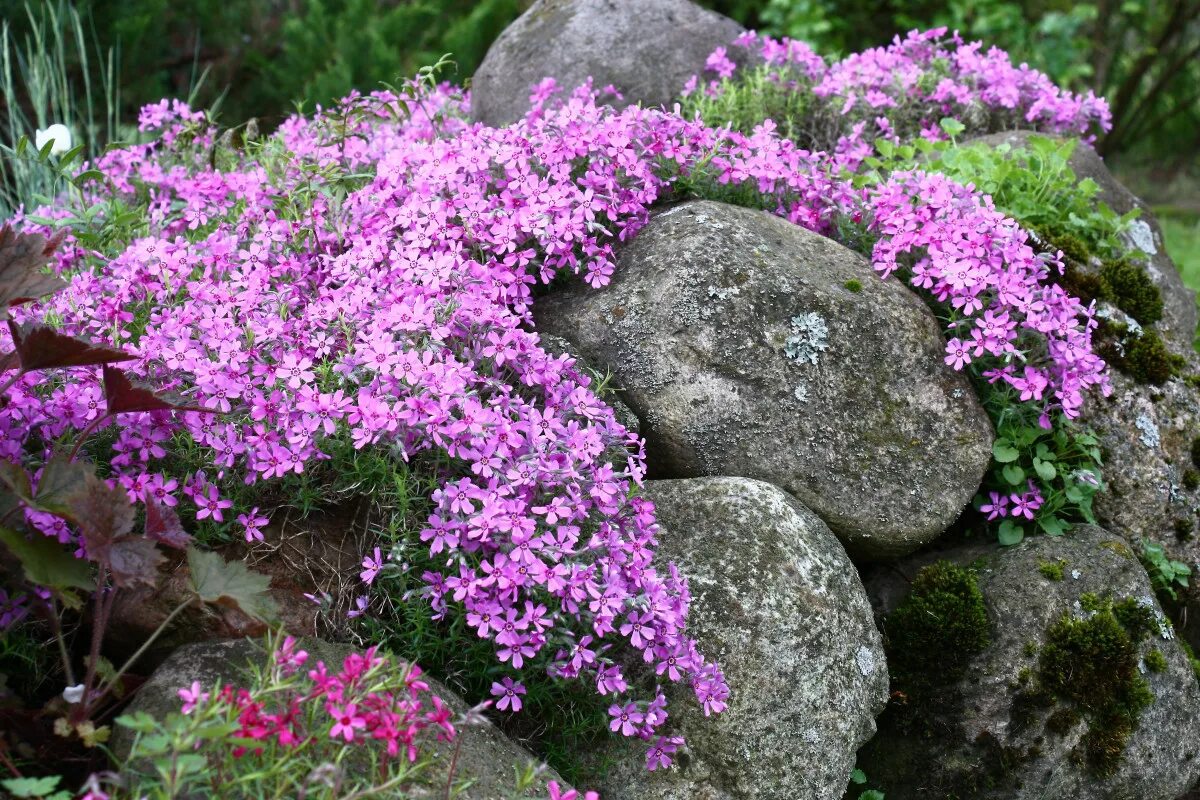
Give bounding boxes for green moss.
[1037,597,1155,777]
[1144,648,1168,673]
[886,561,991,685]
[1099,258,1164,326]
[1039,559,1067,581]
[1175,517,1195,542]
[1104,329,1185,385]
[1046,707,1082,736]
[844,278,864,293]
[1100,540,1135,560]
[1184,469,1200,491]
[1039,228,1092,265]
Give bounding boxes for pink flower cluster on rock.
[5,26,1113,765]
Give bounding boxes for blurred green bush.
[0,0,1196,171]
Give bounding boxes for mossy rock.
[857,526,1200,800]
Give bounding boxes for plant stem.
[67,411,110,462]
[87,595,193,715]
[443,735,464,800]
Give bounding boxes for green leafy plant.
[1140,538,1191,602]
[847,766,886,800]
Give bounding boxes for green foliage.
[846,766,886,800]
[1037,595,1156,776]
[0,1,122,215]
[680,61,815,143]
[978,381,1104,545]
[1140,538,1192,602]
[0,776,72,800]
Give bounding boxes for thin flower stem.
[88,595,194,715]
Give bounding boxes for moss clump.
[1144,648,1168,673]
[1184,470,1200,491]
[1046,707,1081,736]
[1038,597,1155,777]
[843,278,864,293]
[1039,559,1067,581]
[1177,639,1200,682]
[1104,329,1185,385]
[1100,258,1164,326]
[1039,228,1092,265]
[1175,517,1195,542]
[887,561,991,684]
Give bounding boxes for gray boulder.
[470,0,743,127]
[859,526,1200,800]
[535,200,994,559]
[586,477,888,800]
[112,639,569,799]
[970,130,1197,350]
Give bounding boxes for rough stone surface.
[535,200,994,559]
[971,130,1197,350]
[470,0,744,127]
[860,526,1200,800]
[586,477,888,800]
[1081,355,1200,556]
[112,639,567,799]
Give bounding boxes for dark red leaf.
[102,364,213,416]
[108,535,165,588]
[0,460,33,505]
[144,498,191,549]
[62,472,135,561]
[0,224,67,315]
[9,322,137,371]
[0,351,18,373]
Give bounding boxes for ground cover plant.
[0,20,1149,798]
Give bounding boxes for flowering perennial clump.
[4,25,1116,769]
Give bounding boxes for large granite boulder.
[535,200,994,559]
[586,477,888,800]
[859,526,1200,800]
[112,638,569,799]
[970,130,1197,351]
[470,0,743,127]
[1081,355,1200,562]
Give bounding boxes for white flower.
[34,123,73,155]
[63,683,85,704]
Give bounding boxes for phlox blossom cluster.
[4,27,1112,766]
[178,637,454,760]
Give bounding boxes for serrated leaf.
[102,364,209,416]
[0,460,33,505]
[33,455,92,516]
[0,224,67,315]
[0,525,93,591]
[997,520,1024,546]
[109,535,165,589]
[62,472,135,559]
[188,547,278,623]
[115,711,159,733]
[992,442,1020,463]
[2,776,65,798]
[8,322,137,371]
[144,498,191,549]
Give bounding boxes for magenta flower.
[328,702,366,741]
[608,702,645,736]
[178,681,209,715]
[490,677,526,712]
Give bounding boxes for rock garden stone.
[112,638,568,799]
[535,200,994,559]
[859,525,1200,800]
[470,0,744,127]
[584,476,888,800]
